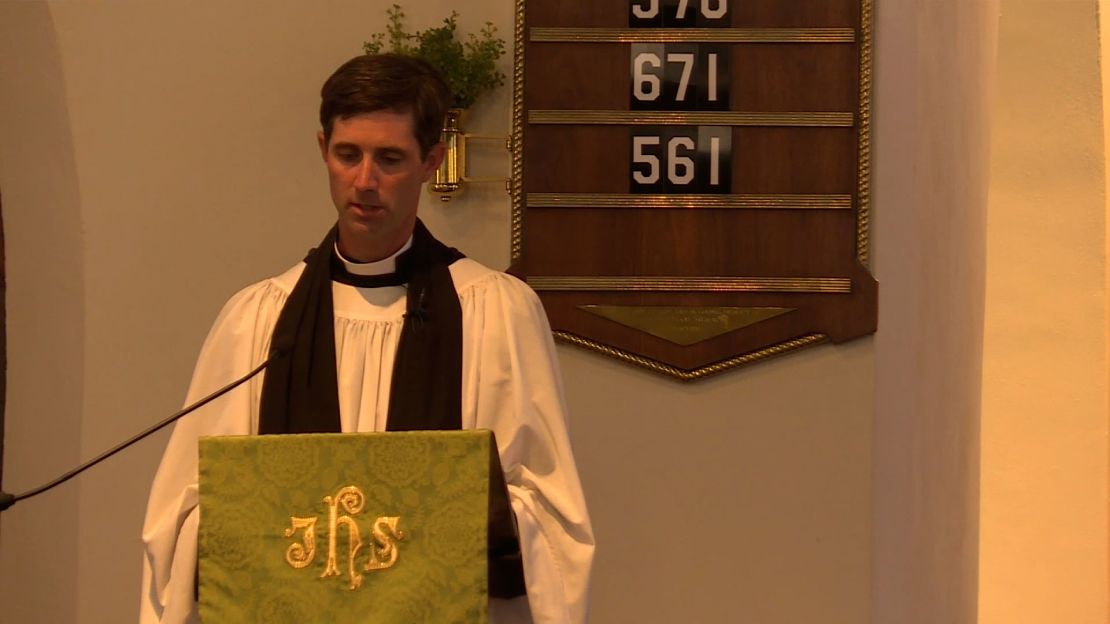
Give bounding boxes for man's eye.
[336,151,360,164]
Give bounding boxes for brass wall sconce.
[431,109,511,202]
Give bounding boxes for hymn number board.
[629,0,731,194]
[514,0,878,379]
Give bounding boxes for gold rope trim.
[526,193,852,210]
[528,110,853,127]
[856,0,873,265]
[510,0,526,262]
[529,27,856,44]
[553,332,828,381]
[528,276,851,293]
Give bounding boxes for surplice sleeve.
[461,272,596,624]
[139,280,286,623]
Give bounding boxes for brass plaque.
[509,0,877,379]
[580,305,793,346]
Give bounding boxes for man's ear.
[316,130,328,160]
[422,143,447,181]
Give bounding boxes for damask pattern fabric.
[199,432,490,623]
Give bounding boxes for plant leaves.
[362,6,507,108]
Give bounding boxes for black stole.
[257,219,525,597]
[258,219,463,433]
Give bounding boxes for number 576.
[631,0,727,20]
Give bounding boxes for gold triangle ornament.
[579,305,795,346]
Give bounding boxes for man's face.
[317,110,444,262]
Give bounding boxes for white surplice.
[139,249,594,624]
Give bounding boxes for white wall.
[871,2,998,622]
[0,4,84,623]
[0,2,1005,623]
[979,1,1110,622]
[567,340,873,624]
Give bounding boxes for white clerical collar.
[334,236,413,276]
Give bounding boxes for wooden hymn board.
[509,1,877,380]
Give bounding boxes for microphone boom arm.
[0,350,282,513]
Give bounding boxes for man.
[140,54,594,623]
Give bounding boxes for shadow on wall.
[0,2,87,623]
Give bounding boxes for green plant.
[364,4,507,109]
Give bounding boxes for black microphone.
[0,338,293,512]
[405,286,428,328]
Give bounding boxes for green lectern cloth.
[198,431,489,623]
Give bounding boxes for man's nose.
[353,160,378,191]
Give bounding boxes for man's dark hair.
[319,54,451,157]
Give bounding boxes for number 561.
[630,127,732,193]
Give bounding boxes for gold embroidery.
[283,516,318,568]
[283,486,405,589]
[364,516,406,572]
[321,486,366,590]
